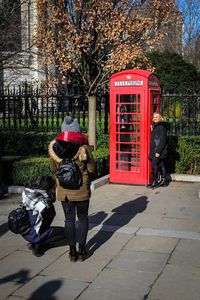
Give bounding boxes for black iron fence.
[161,93,200,136]
[0,86,109,134]
[0,86,199,136]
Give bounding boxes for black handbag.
[8,206,30,235]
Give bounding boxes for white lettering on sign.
[114,80,143,86]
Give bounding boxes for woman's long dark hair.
[26,175,56,203]
[38,175,56,203]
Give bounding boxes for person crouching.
[22,175,65,257]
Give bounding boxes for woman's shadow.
[87,196,148,254]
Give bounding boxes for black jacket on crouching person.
[148,121,170,188]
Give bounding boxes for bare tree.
[176,0,200,68]
[0,0,22,61]
[37,0,179,148]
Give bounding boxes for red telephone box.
[109,69,161,185]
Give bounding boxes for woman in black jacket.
[148,113,170,188]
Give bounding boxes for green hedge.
[11,154,109,185]
[175,136,200,174]
[0,131,110,185]
[0,132,199,186]
[12,157,53,185]
[0,131,109,157]
[0,132,58,156]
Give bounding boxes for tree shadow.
[0,222,8,237]
[87,196,148,254]
[0,269,30,284]
[28,280,63,300]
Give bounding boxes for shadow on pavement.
[28,279,63,300]
[87,196,148,254]
[41,226,67,252]
[89,211,108,230]
[0,268,30,284]
[0,222,8,237]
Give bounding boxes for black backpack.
[56,159,83,190]
[8,206,31,235]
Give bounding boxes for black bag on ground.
[56,159,83,190]
[8,206,30,234]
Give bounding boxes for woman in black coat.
[148,113,170,188]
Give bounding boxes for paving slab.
[0,233,27,260]
[2,297,23,300]
[138,228,200,240]
[0,280,23,300]
[40,250,115,283]
[124,235,178,254]
[89,223,139,235]
[148,264,200,300]
[87,230,132,255]
[107,249,169,273]
[0,249,64,285]
[155,216,200,232]
[0,181,200,300]
[19,241,68,257]
[13,275,88,300]
[79,268,156,300]
[127,213,163,227]
[161,205,200,219]
[169,239,200,268]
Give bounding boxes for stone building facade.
[0,0,45,88]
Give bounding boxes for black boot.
[78,244,90,261]
[158,164,168,187]
[69,246,77,262]
[157,178,168,187]
[31,244,45,257]
[146,181,159,188]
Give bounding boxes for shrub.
[93,147,109,159]
[12,157,53,185]
[12,148,110,185]
[96,133,109,149]
[0,132,58,156]
[2,131,199,186]
[148,50,200,93]
[175,136,200,174]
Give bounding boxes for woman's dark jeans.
[151,158,167,181]
[61,199,89,246]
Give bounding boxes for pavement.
[0,180,200,300]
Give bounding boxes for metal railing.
[0,86,109,134]
[161,93,200,136]
[0,86,199,136]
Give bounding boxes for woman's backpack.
[8,206,30,235]
[56,158,83,190]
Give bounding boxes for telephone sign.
[114,80,143,86]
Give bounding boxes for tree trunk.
[88,95,96,150]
